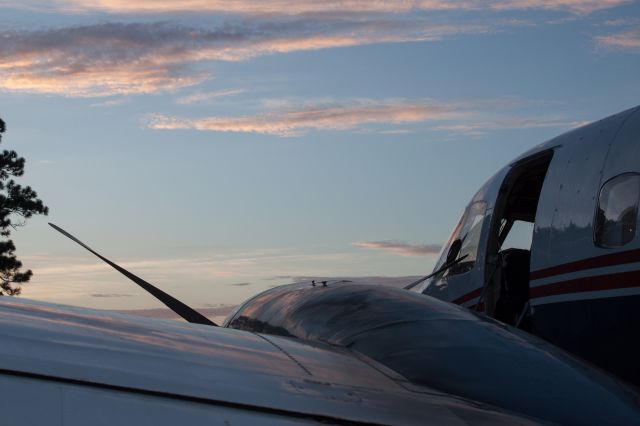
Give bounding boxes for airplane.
[410,103,640,386]
[1,105,639,425]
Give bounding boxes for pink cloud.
[595,30,640,50]
[115,305,236,321]
[353,241,442,257]
[434,116,591,135]
[0,1,628,97]
[0,20,488,97]
[176,89,245,105]
[11,0,628,15]
[490,0,630,14]
[146,100,463,136]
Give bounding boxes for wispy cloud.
[434,116,590,136]
[595,30,640,50]
[91,293,132,298]
[146,99,462,136]
[353,241,442,257]
[601,18,639,27]
[21,249,364,306]
[489,0,630,14]
[0,23,209,96]
[90,98,131,108]
[378,129,414,135]
[8,0,629,15]
[0,19,488,97]
[1,0,625,98]
[115,305,236,321]
[147,97,587,137]
[176,89,244,105]
[30,0,458,15]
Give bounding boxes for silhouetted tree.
[0,118,48,295]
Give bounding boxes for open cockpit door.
[482,151,554,328]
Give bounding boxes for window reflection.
[434,201,487,276]
[595,173,640,248]
[501,220,534,251]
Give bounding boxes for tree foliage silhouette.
[0,118,48,295]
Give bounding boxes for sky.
[0,0,639,319]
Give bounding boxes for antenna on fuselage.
[48,223,217,327]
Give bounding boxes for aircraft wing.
[0,297,539,425]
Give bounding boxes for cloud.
[91,293,132,298]
[228,282,251,286]
[146,99,462,136]
[378,129,414,135]
[0,22,210,96]
[489,0,630,14]
[595,30,640,50]
[21,249,364,304]
[148,97,588,137]
[176,89,244,105]
[10,0,629,15]
[90,98,131,108]
[2,0,622,98]
[116,304,237,320]
[264,275,297,281]
[434,116,590,135]
[353,241,442,257]
[0,19,489,97]
[32,0,459,15]
[601,18,639,27]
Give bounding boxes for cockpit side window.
[500,220,534,251]
[594,173,640,248]
[434,201,487,276]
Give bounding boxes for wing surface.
[0,297,537,425]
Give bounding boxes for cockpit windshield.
[433,200,487,276]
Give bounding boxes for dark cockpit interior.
[485,151,553,328]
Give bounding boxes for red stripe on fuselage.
[529,248,640,281]
[452,287,483,305]
[452,271,640,307]
[450,248,640,306]
[529,270,640,299]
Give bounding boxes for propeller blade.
[49,223,217,327]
